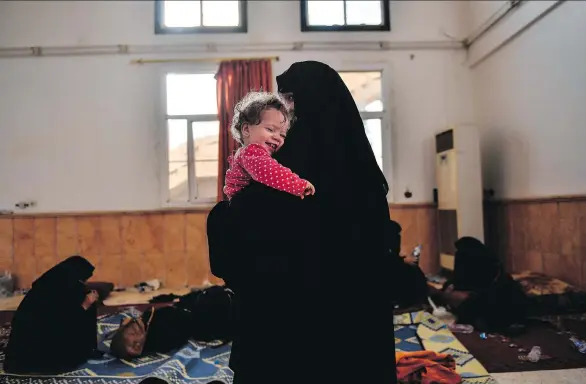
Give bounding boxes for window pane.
[202,1,240,26]
[168,119,188,162]
[163,1,201,27]
[166,73,217,116]
[168,119,189,202]
[193,121,219,199]
[363,119,383,171]
[169,161,189,202]
[307,1,344,26]
[338,71,383,112]
[346,1,383,26]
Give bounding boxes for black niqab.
[33,255,94,289]
[275,61,392,285]
[5,256,98,374]
[453,236,501,291]
[276,61,388,196]
[448,237,528,331]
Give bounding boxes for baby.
[223,91,315,200]
[109,286,234,358]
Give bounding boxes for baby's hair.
[109,325,132,360]
[230,91,294,145]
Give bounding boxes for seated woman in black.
[439,237,528,332]
[4,256,100,374]
[387,220,428,309]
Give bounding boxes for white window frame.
[335,62,394,202]
[155,0,248,35]
[300,0,391,32]
[158,63,220,208]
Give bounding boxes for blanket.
[512,271,586,315]
[0,308,233,384]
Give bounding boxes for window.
[301,0,390,32]
[164,73,219,204]
[338,71,385,171]
[155,0,247,34]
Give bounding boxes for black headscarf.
[5,256,98,374]
[452,236,502,292]
[221,61,396,384]
[33,255,94,289]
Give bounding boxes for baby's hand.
[301,181,315,199]
[82,290,99,310]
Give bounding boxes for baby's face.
[122,321,146,357]
[243,108,288,154]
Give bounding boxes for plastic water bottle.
[412,244,422,264]
[570,337,586,354]
[527,346,541,362]
[448,323,474,334]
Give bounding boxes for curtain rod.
[130,56,280,65]
[0,41,464,60]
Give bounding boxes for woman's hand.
[402,252,418,265]
[301,181,316,199]
[82,290,99,310]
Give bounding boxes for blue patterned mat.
[0,308,234,384]
[0,310,496,384]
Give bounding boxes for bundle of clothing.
[396,351,461,384]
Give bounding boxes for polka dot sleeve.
[239,144,308,196]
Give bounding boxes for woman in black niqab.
[211,61,396,384]
[441,237,528,331]
[5,256,99,374]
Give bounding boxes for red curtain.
[215,59,273,201]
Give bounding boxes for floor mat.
[456,316,586,373]
[394,311,497,384]
[0,308,233,384]
[0,309,495,384]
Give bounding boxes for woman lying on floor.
[109,286,234,359]
[4,256,101,374]
[438,237,528,332]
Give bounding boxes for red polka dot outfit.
[224,143,308,200]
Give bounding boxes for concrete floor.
[491,368,586,384]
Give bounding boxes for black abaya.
[209,61,396,384]
[4,256,98,374]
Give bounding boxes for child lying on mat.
[223,91,315,200]
[109,286,233,358]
